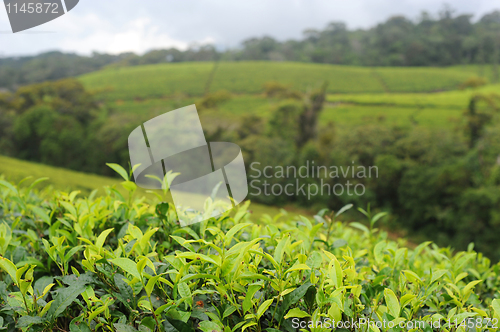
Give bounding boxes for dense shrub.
[0,79,136,176]
[459,77,489,90]
[1,169,500,331]
[197,90,232,110]
[263,82,301,99]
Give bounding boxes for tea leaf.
[400,294,416,308]
[30,205,52,225]
[106,163,129,181]
[110,258,142,280]
[384,288,400,318]
[431,269,448,284]
[243,284,261,314]
[224,223,252,247]
[277,282,313,321]
[46,282,89,320]
[69,317,92,332]
[257,299,273,319]
[96,228,114,249]
[274,235,289,264]
[492,299,500,319]
[335,204,353,217]
[284,307,310,319]
[178,282,191,299]
[198,321,222,332]
[145,275,160,296]
[113,323,139,332]
[16,316,44,328]
[0,180,18,195]
[0,257,17,283]
[374,241,386,265]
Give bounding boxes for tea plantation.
[77,62,497,131]
[79,62,474,101]
[1,166,500,332]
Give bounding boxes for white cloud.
[56,16,196,55]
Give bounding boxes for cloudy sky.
[0,0,499,57]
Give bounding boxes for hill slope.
[79,61,474,101]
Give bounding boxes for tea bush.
[197,90,232,110]
[1,169,500,332]
[459,77,489,90]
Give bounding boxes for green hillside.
[77,61,498,131]
[108,88,492,132]
[0,155,122,194]
[80,61,474,101]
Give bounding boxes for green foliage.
[0,79,142,176]
[0,178,500,331]
[11,78,98,124]
[263,81,302,99]
[12,104,87,168]
[267,101,302,142]
[241,101,500,259]
[0,79,114,173]
[460,77,489,89]
[197,90,232,110]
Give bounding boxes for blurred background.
[1,0,500,258]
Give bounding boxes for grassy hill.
[78,61,498,131]
[0,155,122,194]
[80,61,475,100]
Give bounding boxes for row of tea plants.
[0,165,500,331]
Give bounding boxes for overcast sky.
[0,0,499,57]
